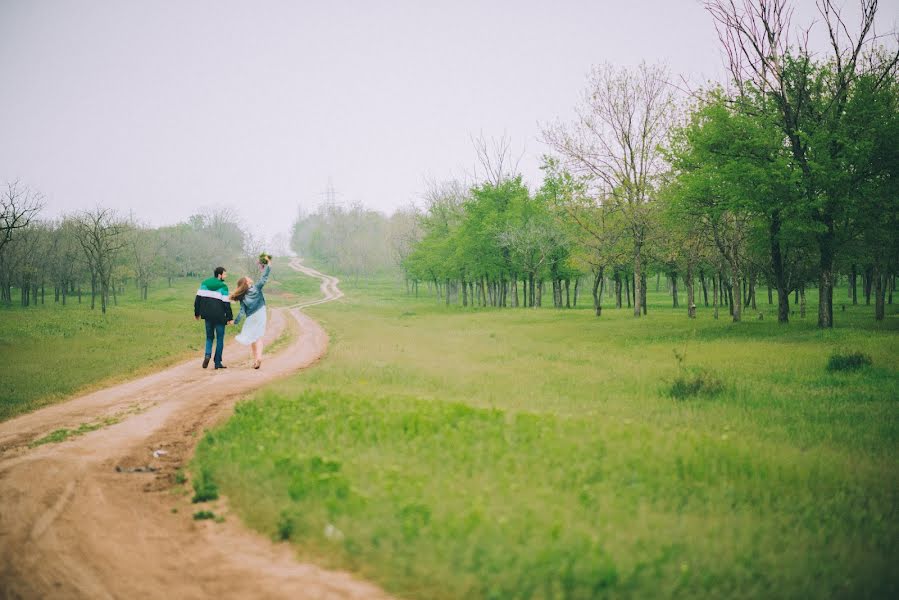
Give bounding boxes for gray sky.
[0,0,895,242]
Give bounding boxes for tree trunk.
[800,285,806,319]
[641,273,647,315]
[90,274,97,310]
[700,269,709,306]
[614,271,622,308]
[817,221,835,328]
[624,273,631,308]
[537,280,543,307]
[889,274,894,306]
[592,268,604,316]
[529,273,536,308]
[633,249,643,318]
[573,278,579,308]
[670,270,679,308]
[874,268,885,321]
[686,264,695,319]
[749,273,756,310]
[462,279,468,307]
[565,279,570,309]
[864,265,873,305]
[851,264,858,305]
[712,273,719,320]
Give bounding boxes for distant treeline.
[0,187,255,313]
[291,202,418,280]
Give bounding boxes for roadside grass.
[0,258,311,421]
[29,415,122,447]
[194,276,899,599]
[0,278,207,420]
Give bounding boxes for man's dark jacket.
[194,277,233,324]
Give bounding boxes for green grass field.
[0,260,318,421]
[194,277,898,599]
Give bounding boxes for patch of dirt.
[0,260,392,599]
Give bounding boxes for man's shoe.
[202,355,211,369]
[214,364,227,370]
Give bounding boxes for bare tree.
[242,230,266,276]
[130,225,164,300]
[0,182,44,303]
[1,181,43,256]
[471,132,523,186]
[544,62,678,317]
[74,208,130,313]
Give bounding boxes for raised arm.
[255,264,271,290]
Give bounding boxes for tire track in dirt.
[0,259,394,600]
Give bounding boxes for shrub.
[827,351,872,372]
[191,466,219,503]
[276,510,295,541]
[193,510,215,520]
[669,369,724,400]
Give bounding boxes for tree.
[130,225,164,300]
[0,181,43,256]
[705,0,899,327]
[544,62,678,317]
[666,90,801,323]
[74,208,130,313]
[539,157,627,316]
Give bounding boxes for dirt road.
[0,259,393,599]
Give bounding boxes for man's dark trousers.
[205,320,225,367]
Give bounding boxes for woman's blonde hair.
[231,277,251,302]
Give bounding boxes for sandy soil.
[0,259,394,600]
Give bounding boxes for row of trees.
[291,201,419,281]
[0,186,252,313]
[399,0,898,326]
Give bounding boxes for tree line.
[385,0,896,326]
[0,185,252,313]
[291,201,419,282]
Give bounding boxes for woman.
[231,257,272,369]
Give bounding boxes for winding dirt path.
[0,259,392,599]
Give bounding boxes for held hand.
[227,320,234,325]
[195,315,200,321]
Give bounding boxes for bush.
[191,466,219,503]
[669,369,724,400]
[276,510,295,541]
[193,510,216,520]
[827,351,872,372]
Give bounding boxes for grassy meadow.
[193,275,898,599]
[0,261,318,421]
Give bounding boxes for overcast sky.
[1,0,895,242]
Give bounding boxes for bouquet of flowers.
[258,252,273,266]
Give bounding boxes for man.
[194,266,234,369]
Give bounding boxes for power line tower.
[320,177,341,206]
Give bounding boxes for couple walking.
[193,256,273,370]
